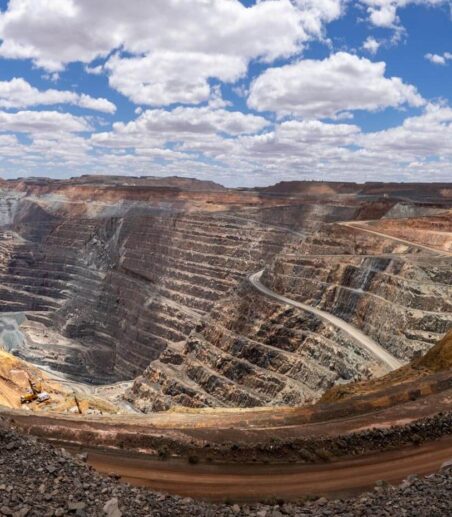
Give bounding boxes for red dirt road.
[86,437,452,502]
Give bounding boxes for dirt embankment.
[321,330,452,404]
[1,332,451,463]
[0,349,61,409]
[0,333,451,505]
[1,420,451,514]
[362,212,452,253]
[0,349,120,415]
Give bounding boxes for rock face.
[128,282,379,412]
[262,224,452,362]
[1,179,317,384]
[0,177,450,412]
[0,206,294,381]
[0,189,24,226]
[320,330,452,403]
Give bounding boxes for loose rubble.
[1,421,451,516]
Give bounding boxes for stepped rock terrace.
[0,176,450,414]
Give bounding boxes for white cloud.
[91,106,269,149]
[360,1,449,28]
[0,78,116,113]
[425,53,446,65]
[235,119,359,159]
[0,110,89,133]
[1,104,452,185]
[84,65,103,76]
[226,105,452,185]
[207,86,232,110]
[358,103,452,158]
[365,2,398,27]
[104,51,247,106]
[362,36,381,54]
[77,94,116,114]
[0,0,345,67]
[292,1,345,32]
[425,52,452,65]
[247,52,424,118]
[0,0,345,105]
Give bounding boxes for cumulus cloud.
[362,37,381,54]
[292,1,345,31]
[359,1,449,28]
[0,78,116,113]
[104,52,247,107]
[247,52,424,118]
[0,0,345,105]
[91,106,270,149]
[84,101,452,185]
[358,103,452,158]
[425,52,452,65]
[0,110,89,133]
[228,105,452,184]
[235,119,360,160]
[77,95,115,113]
[1,103,452,185]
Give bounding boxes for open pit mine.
[0,175,451,516]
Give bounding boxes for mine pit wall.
[101,211,295,381]
[127,281,380,413]
[261,226,452,362]
[229,203,359,233]
[0,207,121,380]
[365,213,452,253]
[0,190,25,226]
[218,198,419,234]
[3,191,449,412]
[125,206,399,413]
[382,203,448,220]
[1,200,299,388]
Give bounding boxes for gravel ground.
[0,421,451,517]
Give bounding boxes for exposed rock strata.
[0,177,450,413]
[0,195,301,383]
[128,283,380,412]
[262,224,452,361]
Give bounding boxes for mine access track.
[249,270,402,371]
[249,217,452,371]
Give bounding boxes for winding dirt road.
[86,437,452,501]
[249,270,402,370]
[249,217,452,371]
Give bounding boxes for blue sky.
[0,0,451,186]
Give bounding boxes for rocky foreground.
[0,422,451,517]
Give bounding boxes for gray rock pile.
[0,421,450,516]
